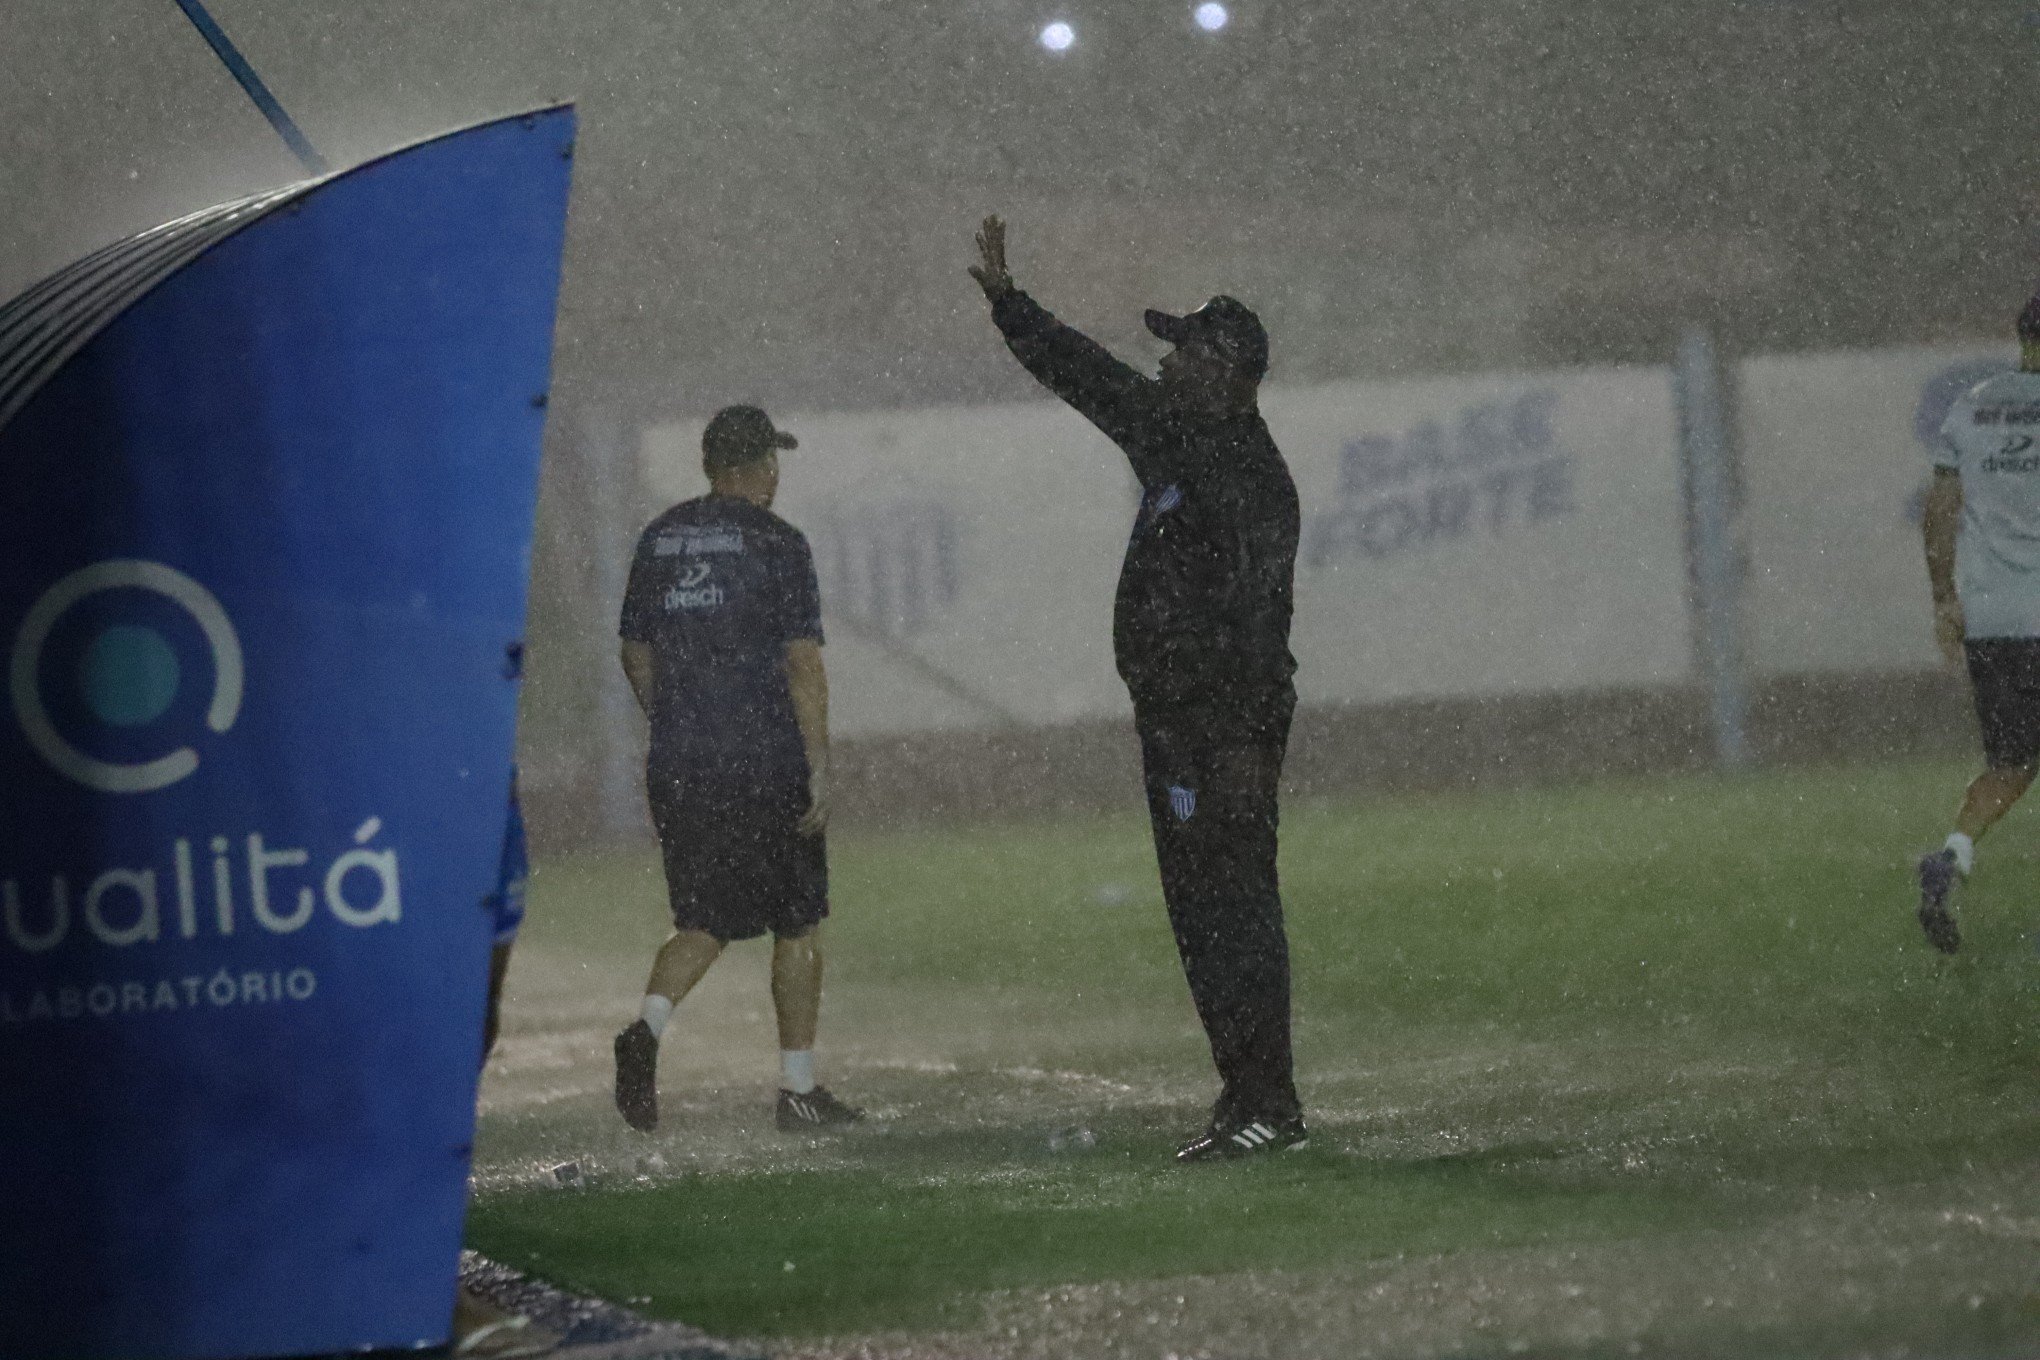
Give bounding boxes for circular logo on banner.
[8,560,244,794]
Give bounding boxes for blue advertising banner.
[0,107,574,1357]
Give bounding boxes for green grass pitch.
[467,756,2040,1357]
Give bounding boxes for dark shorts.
[646,764,828,942]
[1966,638,2040,769]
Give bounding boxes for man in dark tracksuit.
[970,216,1305,1162]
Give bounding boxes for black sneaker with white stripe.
[1916,848,1961,954]
[1175,1113,1309,1163]
[612,1019,659,1133]
[776,1085,864,1132]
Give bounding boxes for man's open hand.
[968,215,1012,295]
[1934,598,1967,669]
[798,766,830,837]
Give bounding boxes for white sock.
[1945,832,1975,876]
[781,1050,816,1094]
[639,994,673,1039]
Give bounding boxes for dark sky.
[6,1,2036,425]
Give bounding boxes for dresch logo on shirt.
[664,562,725,611]
[1983,434,2040,475]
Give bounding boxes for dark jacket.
[990,288,1299,733]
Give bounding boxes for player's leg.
[481,939,514,1063]
[764,781,860,1130]
[481,777,529,1066]
[1950,765,2038,847]
[1139,709,1303,1162]
[770,925,861,1129]
[646,928,728,1005]
[459,876,554,1352]
[1919,763,2035,953]
[1919,640,2040,952]
[1201,738,1299,1116]
[614,928,724,1132]
[1170,755,1303,1160]
[452,1283,554,1358]
[771,926,821,1053]
[615,767,737,1130]
[1139,717,1228,1106]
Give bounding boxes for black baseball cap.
[2018,292,2040,343]
[702,404,798,474]
[1145,295,1270,382]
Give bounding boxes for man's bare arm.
[1923,468,1965,666]
[620,640,655,716]
[785,638,830,835]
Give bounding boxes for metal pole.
[171,0,329,176]
[588,409,645,838]
[1676,326,1753,771]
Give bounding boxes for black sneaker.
[1176,1114,1309,1163]
[1917,849,1961,955]
[613,1020,659,1132]
[776,1085,864,1132]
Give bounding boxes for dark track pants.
[1136,702,1300,1124]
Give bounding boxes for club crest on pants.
[1169,784,1197,822]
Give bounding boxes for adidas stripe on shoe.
[776,1084,865,1132]
[1176,1113,1309,1163]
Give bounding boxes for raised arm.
[970,215,1157,455]
[1923,467,1964,666]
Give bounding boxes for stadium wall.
[1738,342,2015,676]
[517,341,2003,848]
[639,361,1694,730]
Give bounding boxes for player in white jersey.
[1916,293,2040,952]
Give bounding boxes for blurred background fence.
[5,1,2033,851]
[517,337,2008,848]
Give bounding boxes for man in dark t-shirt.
[611,405,862,1135]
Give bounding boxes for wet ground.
[470,764,2040,1357]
